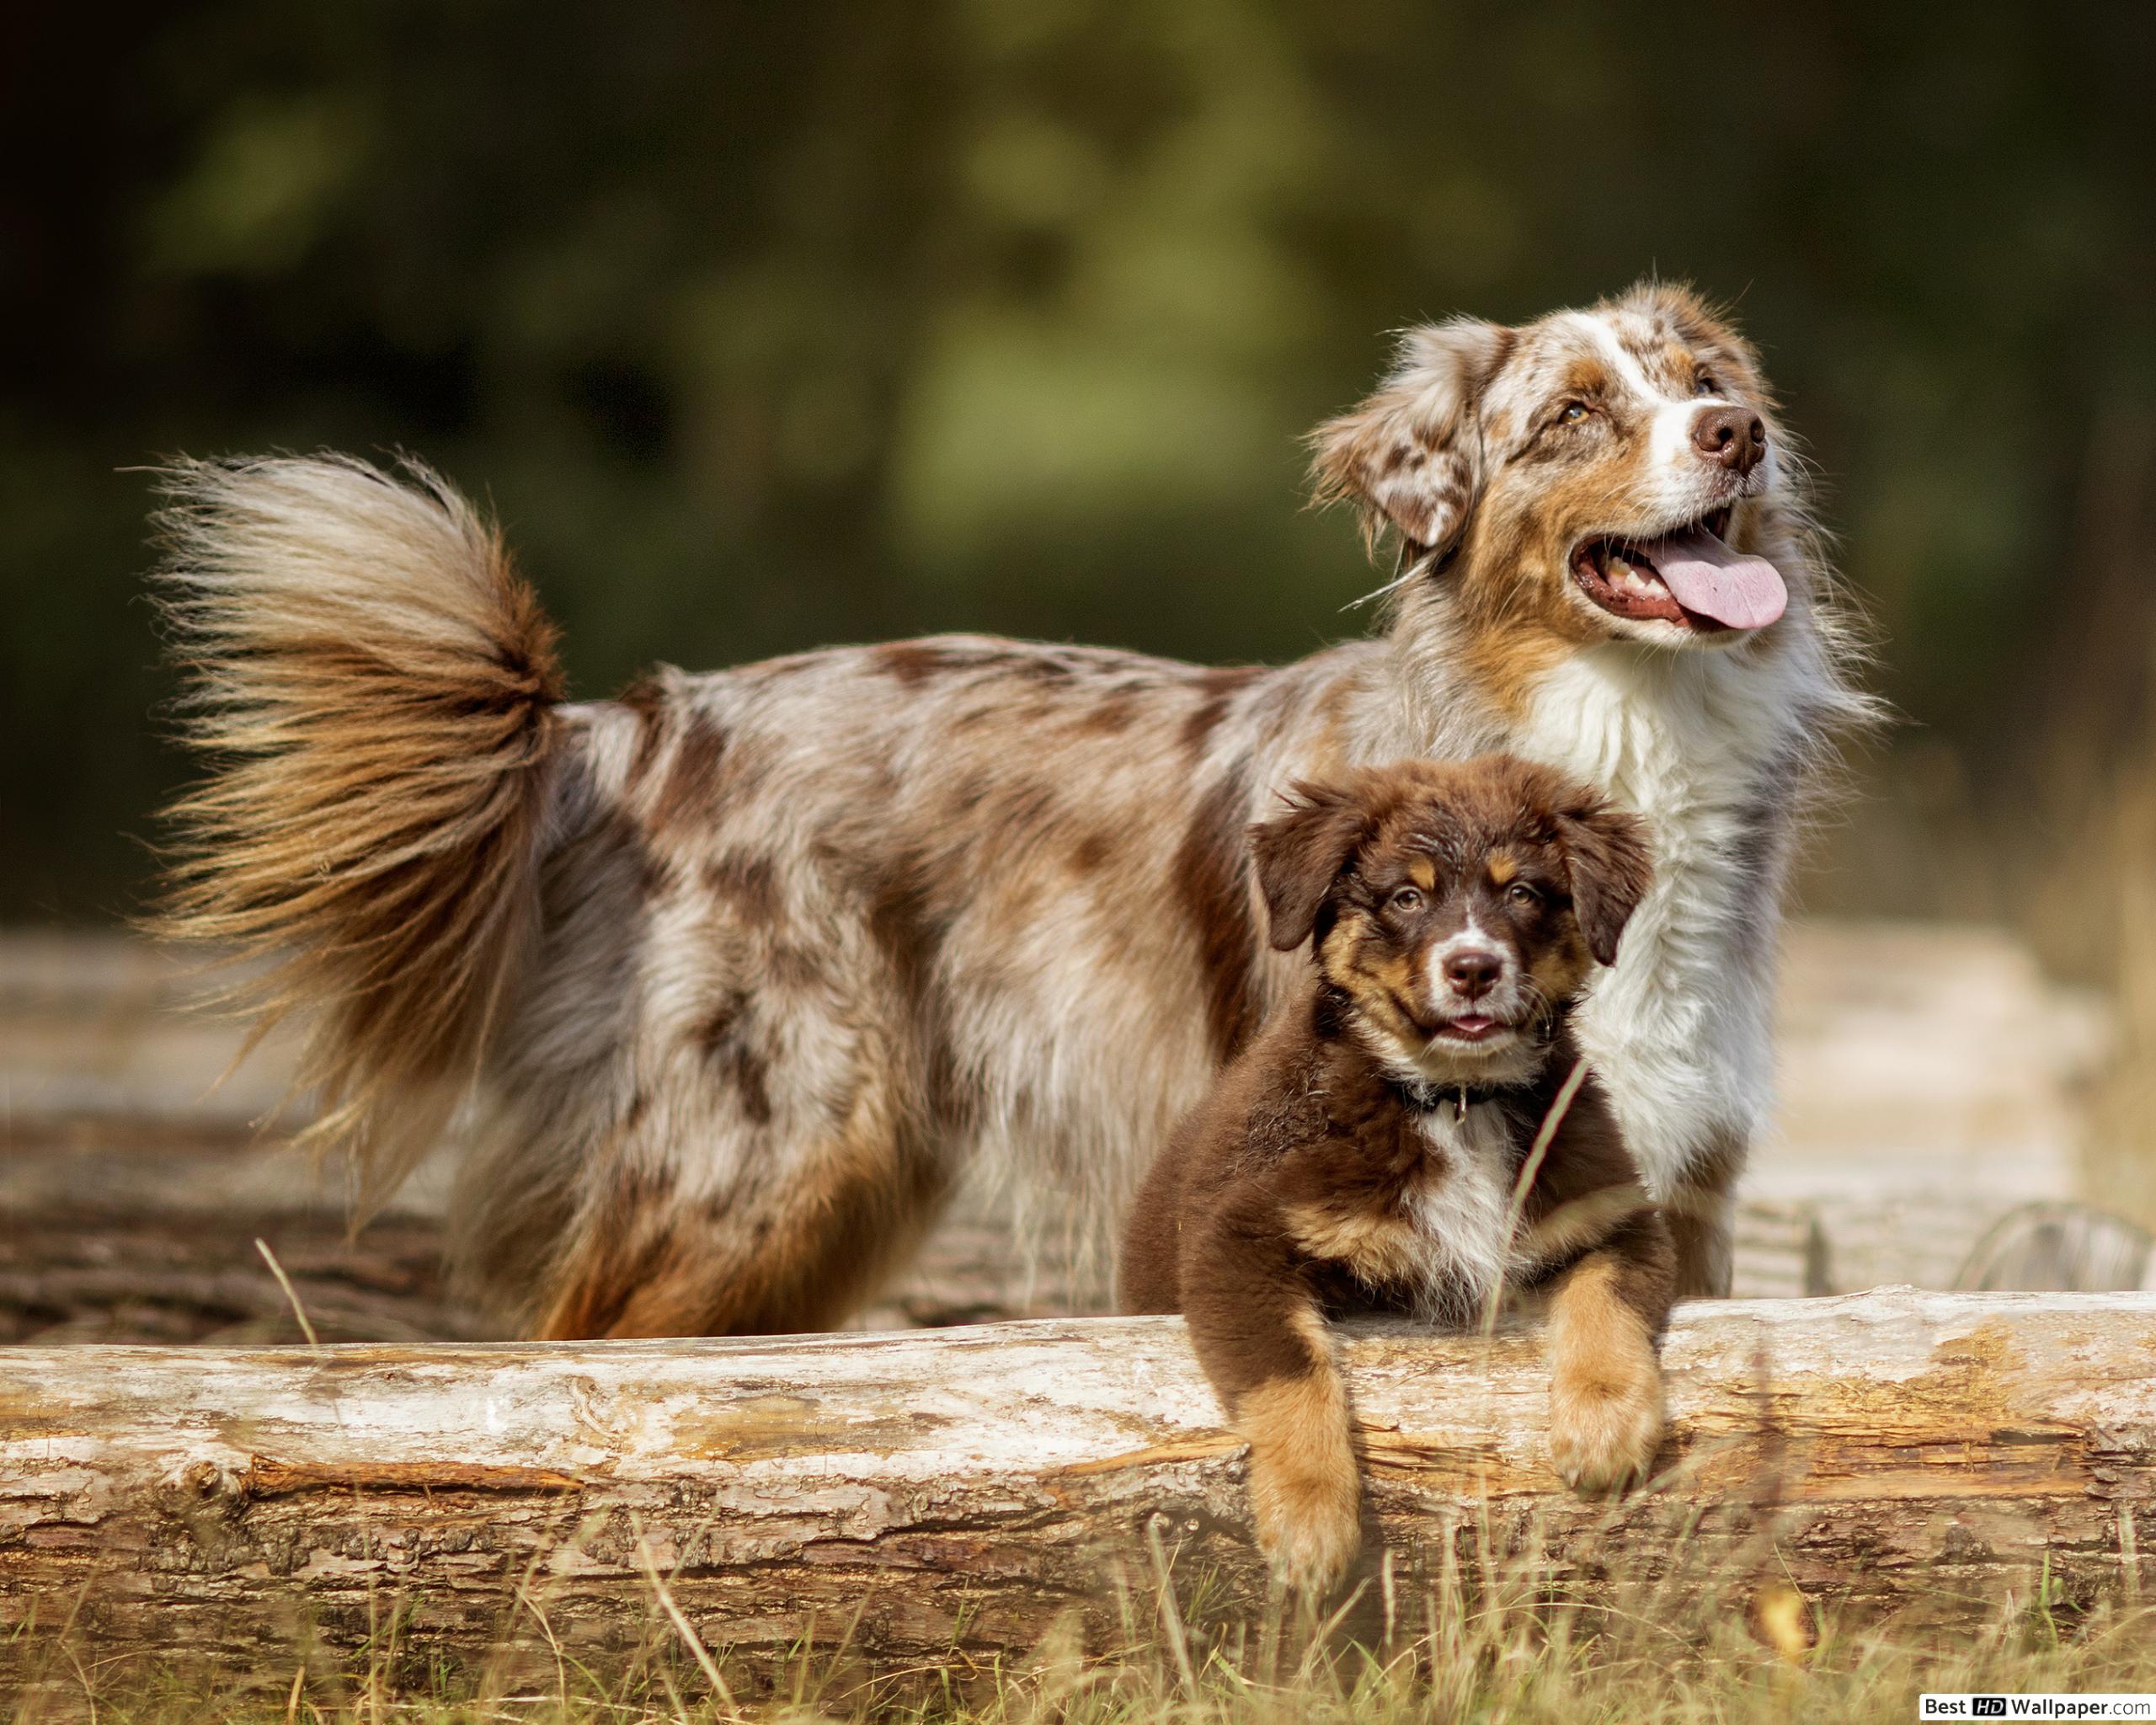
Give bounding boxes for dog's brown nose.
[1443,948,1502,999]
[1691,404,1767,475]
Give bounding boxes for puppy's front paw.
[1248,1443,1361,1595]
[1548,1349,1663,1493]
[1239,1372,1361,1594]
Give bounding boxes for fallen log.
[3,1290,2153,1696]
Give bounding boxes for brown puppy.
[1120,756,1677,1595]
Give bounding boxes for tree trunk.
[3,1290,2153,1696]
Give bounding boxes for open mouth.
[1432,1013,1513,1045]
[1569,505,1786,632]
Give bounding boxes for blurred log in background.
[0,921,2133,1346]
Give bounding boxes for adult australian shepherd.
[152,280,1866,1337]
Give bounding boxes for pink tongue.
[1637,527,1786,629]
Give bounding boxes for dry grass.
[13,1567,2156,1725]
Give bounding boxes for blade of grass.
[630,1525,738,1718]
[254,1236,322,1350]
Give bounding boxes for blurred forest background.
[4,2,2153,1000]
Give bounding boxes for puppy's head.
[1311,282,1797,652]
[1251,756,1652,1085]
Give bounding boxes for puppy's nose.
[1690,404,1767,475]
[1443,948,1502,999]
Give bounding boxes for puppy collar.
[1396,1078,1509,1120]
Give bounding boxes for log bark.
[3,1290,2153,1694]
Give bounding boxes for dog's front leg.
[1180,1220,1360,1596]
[1663,1127,1745,1298]
[1665,1189,1735,1298]
[1545,1210,1677,1491]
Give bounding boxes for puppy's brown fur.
[1121,756,1677,1594]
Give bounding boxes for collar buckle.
[1400,1076,1496,1117]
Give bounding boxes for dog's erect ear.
[1552,795,1656,967]
[1251,782,1370,954]
[1309,318,1510,558]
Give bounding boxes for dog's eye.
[1694,372,1719,397]
[1387,886,1424,914]
[1505,882,1542,909]
[1556,401,1589,425]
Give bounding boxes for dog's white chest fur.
[1402,1103,1520,1320]
[1513,642,1804,1193]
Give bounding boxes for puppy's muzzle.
[1441,945,1503,1001]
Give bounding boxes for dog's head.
[1251,756,1652,1086]
[1312,282,1796,652]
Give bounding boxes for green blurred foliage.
[4,1,2152,921]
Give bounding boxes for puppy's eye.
[1505,882,1542,909]
[1557,401,1589,425]
[1694,372,1719,397]
[1387,886,1424,914]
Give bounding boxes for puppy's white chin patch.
[1402,1030,1540,1091]
[1426,1023,1516,1055]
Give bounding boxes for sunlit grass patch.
[14,1565,2156,1725]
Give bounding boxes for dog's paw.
[1548,1354,1664,1493]
[1248,1442,1362,1595]
[1238,1369,1362,1594]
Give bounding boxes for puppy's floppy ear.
[1309,318,1510,559]
[1552,793,1655,967]
[1250,782,1369,953]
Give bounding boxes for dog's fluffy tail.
[151,454,566,1209]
